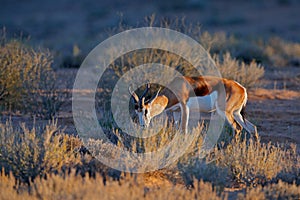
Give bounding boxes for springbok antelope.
[129,76,259,140]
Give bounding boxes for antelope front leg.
[180,102,189,134]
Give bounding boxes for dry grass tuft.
[0,32,69,118]
[263,37,300,66]
[238,180,300,200]
[0,118,299,199]
[214,138,299,186]
[0,169,226,200]
[214,52,265,88]
[0,120,82,183]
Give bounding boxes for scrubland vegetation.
[0,16,300,199]
[0,35,68,119]
[0,118,299,199]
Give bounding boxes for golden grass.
[0,120,82,183]
[214,138,299,185]
[238,180,300,200]
[0,33,70,118]
[214,52,265,88]
[0,118,299,199]
[0,169,226,200]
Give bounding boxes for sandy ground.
[247,65,300,147]
[248,89,300,144]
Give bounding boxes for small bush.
[214,52,265,88]
[239,180,300,200]
[178,158,228,189]
[263,37,300,66]
[199,31,268,63]
[0,120,82,183]
[198,31,234,54]
[214,138,299,186]
[85,121,205,173]
[0,33,68,118]
[198,31,300,67]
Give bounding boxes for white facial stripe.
[136,108,151,127]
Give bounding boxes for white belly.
[187,91,217,112]
[165,91,217,113]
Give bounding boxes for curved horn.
[141,82,150,99]
[141,97,145,107]
[149,87,162,104]
[128,86,139,103]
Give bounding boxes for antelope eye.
[144,109,148,116]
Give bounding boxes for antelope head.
[129,83,165,128]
